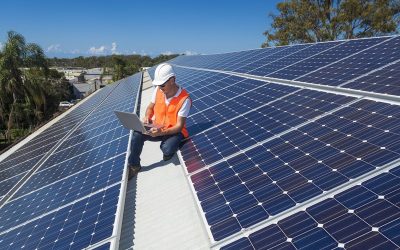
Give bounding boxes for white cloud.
[111,42,120,54]
[183,50,198,56]
[71,49,80,54]
[161,51,174,56]
[89,45,107,55]
[140,50,147,56]
[46,44,61,52]
[0,42,3,50]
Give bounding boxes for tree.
[0,31,69,142]
[112,56,127,81]
[0,31,28,140]
[262,0,400,47]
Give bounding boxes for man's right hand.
[142,117,151,124]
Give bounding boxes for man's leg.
[128,132,151,179]
[128,131,162,179]
[128,131,146,167]
[160,133,184,161]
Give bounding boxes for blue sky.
[0,0,281,58]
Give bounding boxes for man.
[127,63,191,180]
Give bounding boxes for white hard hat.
[152,63,175,86]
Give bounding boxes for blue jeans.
[128,131,184,166]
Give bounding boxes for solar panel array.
[0,73,141,249]
[222,165,400,250]
[159,35,400,248]
[1,34,399,249]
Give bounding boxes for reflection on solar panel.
[0,86,116,197]
[0,73,141,249]
[165,35,400,247]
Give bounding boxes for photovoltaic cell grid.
[0,84,117,197]
[297,36,400,87]
[182,85,355,173]
[0,73,141,249]
[171,35,400,96]
[187,97,400,241]
[342,61,400,96]
[222,165,400,250]
[166,36,400,246]
[247,41,343,77]
[268,37,389,80]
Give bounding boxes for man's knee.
[131,131,144,141]
[160,140,180,156]
[161,144,176,156]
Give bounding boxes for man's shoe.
[163,154,174,161]
[128,165,141,180]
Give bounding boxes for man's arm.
[143,102,155,123]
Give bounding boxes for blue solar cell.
[292,227,337,249]
[289,183,322,203]
[356,199,400,227]
[249,224,287,249]
[278,212,317,238]
[93,242,111,250]
[221,237,253,250]
[211,217,241,241]
[381,218,400,246]
[262,194,296,215]
[363,173,400,196]
[346,231,398,249]
[237,205,269,228]
[325,212,371,243]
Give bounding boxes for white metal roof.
[118,71,210,250]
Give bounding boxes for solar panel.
[183,94,400,242]
[0,73,142,249]
[166,35,400,246]
[342,61,400,96]
[247,41,344,77]
[222,164,400,249]
[269,37,389,80]
[296,36,400,86]
[0,84,116,197]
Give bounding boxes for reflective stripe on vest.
[154,88,191,138]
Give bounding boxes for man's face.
[159,77,172,94]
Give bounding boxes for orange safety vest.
[153,87,191,138]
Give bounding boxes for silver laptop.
[114,111,160,133]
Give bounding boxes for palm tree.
[0,31,49,141]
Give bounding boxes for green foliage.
[263,0,400,47]
[47,54,179,79]
[112,55,127,81]
[0,31,72,143]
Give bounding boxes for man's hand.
[148,127,163,137]
[142,116,151,124]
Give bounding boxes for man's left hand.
[148,127,163,137]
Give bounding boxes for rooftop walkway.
[118,71,210,250]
